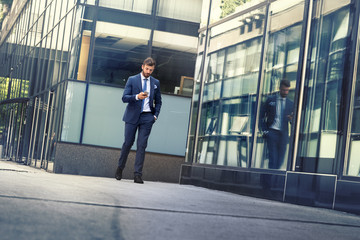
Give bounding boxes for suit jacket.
[260,94,293,134]
[122,73,162,124]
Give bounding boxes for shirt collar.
[278,93,286,100]
[141,73,149,81]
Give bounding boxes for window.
[99,0,153,14]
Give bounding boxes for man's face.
[142,64,155,78]
[280,85,290,98]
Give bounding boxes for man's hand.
[287,112,294,121]
[137,92,148,100]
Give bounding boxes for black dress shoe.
[134,175,144,184]
[115,167,122,180]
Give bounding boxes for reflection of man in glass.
[261,79,293,169]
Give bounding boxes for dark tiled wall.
[180,165,360,215]
[284,172,336,209]
[334,180,360,215]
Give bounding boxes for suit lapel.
[137,73,142,91]
[149,77,154,101]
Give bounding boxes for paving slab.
[1,160,360,240]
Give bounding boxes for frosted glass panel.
[148,94,191,156]
[82,85,124,148]
[82,84,191,156]
[348,140,360,176]
[61,81,86,142]
[319,133,337,158]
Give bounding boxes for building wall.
[183,0,360,215]
[0,0,203,179]
[188,0,360,176]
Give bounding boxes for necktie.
[141,79,148,112]
[143,78,148,92]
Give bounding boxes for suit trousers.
[267,129,288,169]
[118,112,155,176]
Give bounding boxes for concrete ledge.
[53,142,184,183]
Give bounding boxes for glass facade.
[179,0,360,215]
[0,0,78,170]
[0,0,202,171]
[187,0,360,180]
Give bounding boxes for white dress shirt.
[140,73,151,112]
[270,95,285,130]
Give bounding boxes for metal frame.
[291,0,314,171]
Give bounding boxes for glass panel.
[157,0,202,23]
[200,0,211,28]
[254,0,304,170]
[99,0,153,14]
[90,21,150,87]
[297,1,350,174]
[81,0,95,5]
[198,137,216,164]
[152,29,198,95]
[31,94,48,167]
[185,36,204,162]
[60,7,75,82]
[60,81,86,142]
[53,0,63,24]
[82,85,125,148]
[195,6,266,166]
[82,85,191,156]
[347,139,360,176]
[38,0,47,15]
[68,5,93,81]
[45,0,54,34]
[46,25,57,89]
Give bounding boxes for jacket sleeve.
[122,76,137,103]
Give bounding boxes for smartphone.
[143,91,149,97]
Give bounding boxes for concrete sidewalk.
[1,160,360,240]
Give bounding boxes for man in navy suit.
[261,79,293,169]
[115,57,162,183]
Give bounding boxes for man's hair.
[280,79,290,88]
[143,57,156,67]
